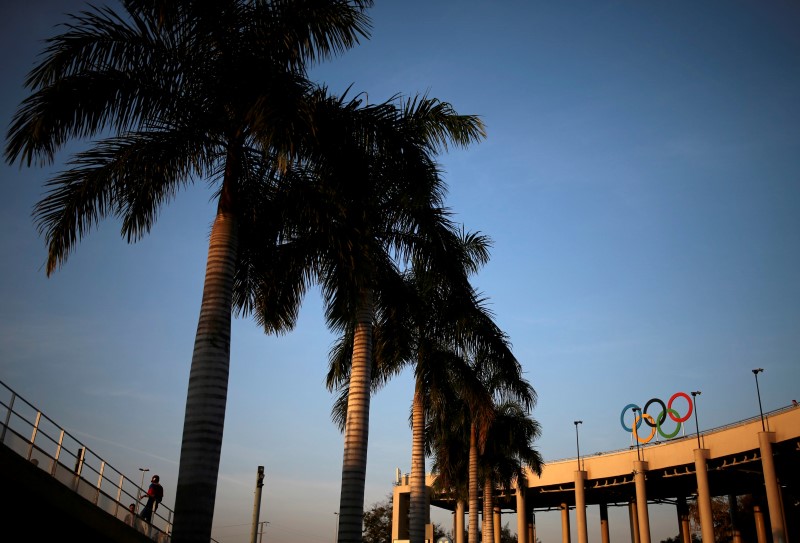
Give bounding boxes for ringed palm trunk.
[482,477,494,543]
[172,177,239,543]
[409,377,427,543]
[469,423,480,543]
[337,289,375,543]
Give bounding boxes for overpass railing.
[0,378,173,541]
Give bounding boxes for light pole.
[632,407,642,461]
[690,391,702,449]
[573,420,583,470]
[333,512,339,543]
[137,467,149,515]
[258,521,269,543]
[250,466,265,543]
[752,368,765,430]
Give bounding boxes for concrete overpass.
[0,379,174,542]
[392,405,800,543]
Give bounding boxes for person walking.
[139,475,164,523]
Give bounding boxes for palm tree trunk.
[172,202,238,543]
[469,423,479,543]
[337,289,375,543]
[409,376,426,543]
[482,477,494,543]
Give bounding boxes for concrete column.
[759,432,787,543]
[599,503,610,543]
[634,460,651,543]
[516,484,527,543]
[753,504,768,543]
[729,495,742,543]
[392,486,409,542]
[693,448,715,543]
[560,502,571,543]
[574,471,588,543]
[455,500,465,543]
[528,512,535,543]
[676,496,691,543]
[493,507,501,543]
[628,501,640,543]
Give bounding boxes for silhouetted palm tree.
[402,231,525,543]
[429,347,536,543]
[478,401,543,543]
[239,91,485,543]
[327,228,512,543]
[428,370,492,543]
[5,3,372,541]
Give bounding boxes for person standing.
[139,475,164,522]
[124,503,136,526]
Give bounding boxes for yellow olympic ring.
[632,413,656,443]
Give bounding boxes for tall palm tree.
[428,369,493,543]
[329,227,500,543]
[428,395,472,542]
[478,401,543,543]
[237,91,486,543]
[5,3,372,542]
[429,346,536,543]
[403,231,530,543]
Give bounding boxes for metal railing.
[0,379,173,541]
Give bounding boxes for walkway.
[0,379,173,542]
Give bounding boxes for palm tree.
[403,231,529,543]
[478,401,543,543]
[429,346,536,543]
[328,227,499,543]
[5,3,372,542]
[428,369,493,543]
[237,92,486,543]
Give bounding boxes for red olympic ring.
[667,391,693,423]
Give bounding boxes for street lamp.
[690,391,702,449]
[752,368,765,431]
[333,512,339,543]
[573,420,583,470]
[258,521,269,543]
[137,467,150,515]
[632,407,642,462]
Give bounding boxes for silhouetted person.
[124,503,136,526]
[139,475,164,522]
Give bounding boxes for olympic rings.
[620,392,694,443]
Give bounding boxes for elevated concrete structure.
[393,406,800,543]
[0,441,156,543]
[0,379,174,542]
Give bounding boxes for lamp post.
[137,467,149,515]
[690,391,702,449]
[250,466,265,543]
[632,407,642,461]
[752,368,765,431]
[333,512,339,543]
[573,420,583,470]
[258,521,269,543]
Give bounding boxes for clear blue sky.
[1,2,798,542]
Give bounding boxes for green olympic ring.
[619,392,693,443]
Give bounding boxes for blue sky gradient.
[2,2,799,542]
